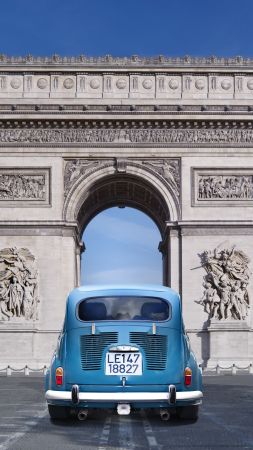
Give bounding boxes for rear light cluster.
[184,367,192,386]
[56,367,63,386]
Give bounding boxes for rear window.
[77,296,170,321]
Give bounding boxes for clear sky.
[0,0,251,284]
[81,208,162,285]
[0,0,252,57]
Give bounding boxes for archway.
[81,206,163,285]
[63,160,180,289]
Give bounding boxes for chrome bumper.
[45,389,203,403]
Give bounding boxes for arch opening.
[76,173,171,236]
[65,167,179,288]
[81,206,163,285]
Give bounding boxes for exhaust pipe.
[160,409,170,421]
[77,409,88,421]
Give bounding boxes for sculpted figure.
[0,247,38,321]
[0,281,12,320]
[199,244,251,321]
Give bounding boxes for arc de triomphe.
[0,55,252,369]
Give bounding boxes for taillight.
[56,367,63,386]
[184,367,192,386]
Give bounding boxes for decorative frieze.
[0,168,50,206]
[1,126,253,146]
[198,245,250,321]
[0,247,39,321]
[193,169,253,206]
[1,70,253,99]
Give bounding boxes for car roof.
[67,284,179,303]
[71,284,178,293]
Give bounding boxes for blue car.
[45,285,203,421]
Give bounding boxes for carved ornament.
[193,169,253,206]
[0,169,50,206]
[64,158,181,200]
[198,244,250,321]
[0,247,39,322]
[1,125,253,146]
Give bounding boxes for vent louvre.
[130,332,167,371]
[80,332,118,370]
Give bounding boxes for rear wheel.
[176,405,199,420]
[48,404,70,420]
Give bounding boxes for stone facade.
[0,56,253,368]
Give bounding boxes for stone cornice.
[1,54,253,69]
[0,104,253,116]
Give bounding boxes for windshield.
[77,296,170,321]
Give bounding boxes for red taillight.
[184,367,192,386]
[56,367,63,386]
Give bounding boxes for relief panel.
[76,74,103,98]
[156,75,182,99]
[0,247,39,322]
[198,244,250,322]
[0,168,51,207]
[192,168,253,206]
[129,75,156,98]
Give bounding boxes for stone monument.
[0,54,252,368]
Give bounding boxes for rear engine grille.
[130,332,167,370]
[80,332,118,370]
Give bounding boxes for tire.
[48,404,70,420]
[176,405,199,420]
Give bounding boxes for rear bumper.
[45,389,203,403]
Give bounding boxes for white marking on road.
[141,412,159,449]
[0,408,47,450]
[98,416,112,450]
[118,415,135,449]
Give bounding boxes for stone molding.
[0,104,253,115]
[0,54,253,67]
[1,121,253,147]
[1,70,253,101]
[192,168,253,206]
[0,168,51,207]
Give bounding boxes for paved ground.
[0,375,252,450]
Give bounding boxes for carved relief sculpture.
[198,175,253,200]
[0,247,39,321]
[0,169,50,205]
[193,169,253,206]
[138,159,180,198]
[198,244,250,321]
[2,127,253,146]
[64,159,108,194]
[64,158,181,200]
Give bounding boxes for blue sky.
[0,0,251,284]
[81,208,162,285]
[0,0,252,57]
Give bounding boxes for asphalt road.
[0,375,252,450]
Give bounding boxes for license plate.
[105,352,142,375]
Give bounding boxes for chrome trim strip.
[45,390,203,402]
